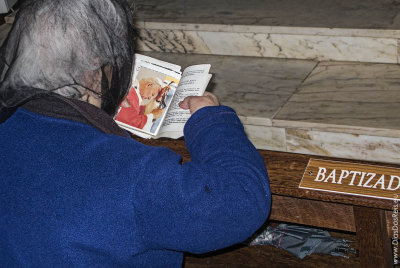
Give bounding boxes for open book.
[114,54,212,139]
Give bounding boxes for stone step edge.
[136,22,400,64]
[136,21,400,39]
[239,115,400,139]
[243,123,400,165]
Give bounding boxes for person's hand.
[151,108,164,119]
[179,92,219,114]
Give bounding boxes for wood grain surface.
[270,195,356,232]
[354,207,393,268]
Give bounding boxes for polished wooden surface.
[354,207,393,268]
[271,195,356,232]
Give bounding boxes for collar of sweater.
[22,94,129,138]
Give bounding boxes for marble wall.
[136,26,400,64]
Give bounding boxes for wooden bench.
[138,138,397,268]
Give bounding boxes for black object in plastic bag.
[250,224,357,259]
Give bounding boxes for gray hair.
[0,0,135,115]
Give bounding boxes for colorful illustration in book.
[115,67,177,134]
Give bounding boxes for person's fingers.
[179,93,219,114]
[179,97,190,110]
[179,92,219,114]
[202,91,219,105]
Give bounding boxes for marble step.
[140,51,400,164]
[132,0,400,64]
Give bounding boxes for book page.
[158,64,212,138]
[135,54,181,73]
[114,54,182,138]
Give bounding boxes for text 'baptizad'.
[300,159,400,200]
[314,167,399,191]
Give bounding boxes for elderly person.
[0,0,271,267]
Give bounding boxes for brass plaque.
[299,159,400,200]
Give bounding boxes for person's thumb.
[179,97,191,110]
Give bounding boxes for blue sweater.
[0,105,271,267]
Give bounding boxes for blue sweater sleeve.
[132,106,271,254]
